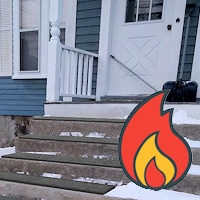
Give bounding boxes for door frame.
[191,11,200,98]
[96,0,186,100]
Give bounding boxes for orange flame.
[119,90,192,190]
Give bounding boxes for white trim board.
[65,0,77,47]
[45,103,200,120]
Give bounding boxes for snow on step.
[42,173,62,179]
[59,132,106,138]
[73,177,123,186]
[105,182,200,200]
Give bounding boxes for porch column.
[96,0,115,101]
[46,0,63,102]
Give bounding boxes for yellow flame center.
[135,133,175,186]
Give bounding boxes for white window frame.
[12,0,49,79]
[0,0,12,76]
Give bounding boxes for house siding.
[0,77,46,116]
[75,0,101,96]
[178,1,200,80]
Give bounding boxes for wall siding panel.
[177,1,200,80]
[75,0,101,97]
[0,77,46,116]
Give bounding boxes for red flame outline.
[118,90,192,190]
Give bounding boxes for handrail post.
[46,0,63,102]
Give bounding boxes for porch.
[45,0,200,119]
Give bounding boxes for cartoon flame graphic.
[119,90,192,190]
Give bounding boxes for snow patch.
[105,182,200,200]
[42,173,62,179]
[93,155,111,159]
[59,132,83,137]
[123,110,200,124]
[59,132,71,136]
[16,171,29,175]
[73,177,123,186]
[81,154,88,158]
[0,147,15,158]
[188,165,200,176]
[173,110,200,124]
[85,132,105,138]
[26,152,61,155]
[184,138,200,148]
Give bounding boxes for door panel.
[108,0,186,95]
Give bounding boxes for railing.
[59,45,98,99]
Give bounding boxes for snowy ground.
[105,182,200,200]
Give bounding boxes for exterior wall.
[75,0,101,95]
[177,1,200,80]
[0,77,46,116]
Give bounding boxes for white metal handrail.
[59,45,98,99]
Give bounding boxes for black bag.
[163,80,198,102]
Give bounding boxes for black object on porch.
[163,1,198,102]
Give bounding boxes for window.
[13,0,49,79]
[13,0,67,79]
[20,0,39,72]
[126,0,164,23]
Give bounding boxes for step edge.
[18,134,119,145]
[0,171,115,195]
[2,153,122,168]
[32,116,126,123]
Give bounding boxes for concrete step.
[1,153,200,196]
[15,134,119,159]
[0,172,125,200]
[30,117,124,138]
[29,117,200,140]
[15,134,200,165]
[0,153,129,184]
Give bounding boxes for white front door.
[108,0,186,95]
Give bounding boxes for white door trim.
[191,13,200,98]
[96,0,115,100]
[65,0,77,47]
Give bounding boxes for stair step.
[30,117,200,140]
[15,134,200,165]
[15,134,118,158]
[2,153,121,168]
[0,181,123,200]
[18,134,118,144]
[169,174,200,195]
[0,153,129,184]
[30,117,124,138]
[0,171,114,195]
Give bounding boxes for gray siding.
[75,0,101,96]
[0,77,46,116]
[177,1,200,80]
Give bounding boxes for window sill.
[12,73,47,79]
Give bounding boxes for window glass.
[151,0,163,20]
[20,31,38,71]
[125,0,164,23]
[20,0,39,29]
[126,0,137,22]
[138,0,150,21]
[20,0,39,71]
